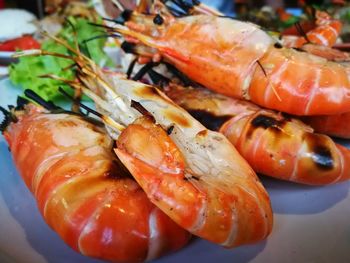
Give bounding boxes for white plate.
[1,78,350,263]
[0,51,16,65]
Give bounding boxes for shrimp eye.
[153,14,164,25]
[121,41,136,54]
[274,42,283,49]
[120,9,133,22]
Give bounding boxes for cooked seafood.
[281,10,342,48]
[1,102,190,262]
[163,83,350,185]
[14,35,273,247]
[109,9,350,116]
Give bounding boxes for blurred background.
[0,0,322,18]
[0,1,346,19]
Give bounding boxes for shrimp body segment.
[3,105,190,262]
[115,14,350,115]
[165,85,350,185]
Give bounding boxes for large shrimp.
[281,10,342,48]
[163,83,350,185]
[15,35,273,247]
[0,102,190,262]
[107,4,350,116]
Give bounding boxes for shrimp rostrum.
[15,36,273,248]
[108,4,350,116]
[1,101,190,263]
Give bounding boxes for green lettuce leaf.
[9,16,113,101]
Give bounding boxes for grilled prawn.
[1,103,190,263]
[109,7,350,116]
[15,34,273,247]
[281,10,342,48]
[164,84,350,185]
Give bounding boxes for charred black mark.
[121,41,136,54]
[188,110,232,131]
[153,14,164,25]
[304,133,334,171]
[274,42,283,49]
[246,114,289,140]
[251,114,280,129]
[167,125,175,135]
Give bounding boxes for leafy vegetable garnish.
[9,17,114,101]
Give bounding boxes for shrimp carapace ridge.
[2,102,191,263]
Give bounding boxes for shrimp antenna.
[294,22,310,43]
[88,22,116,31]
[58,87,103,119]
[65,17,80,52]
[82,34,121,44]
[24,90,62,111]
[59,86,125,131]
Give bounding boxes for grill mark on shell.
[303,133,334,171]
